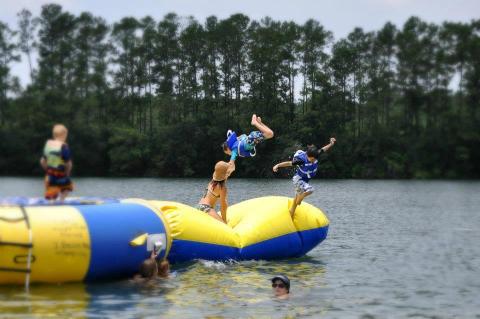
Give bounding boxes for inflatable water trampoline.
[0,196,329,285]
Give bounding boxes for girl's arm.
[227,160,235,177]
[220,187,228,223]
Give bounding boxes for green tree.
[299,19,332,114]
[17,9,37,81]
[0,22,20,126]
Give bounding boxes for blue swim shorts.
[246,131,265,144]
[292,175,314,195]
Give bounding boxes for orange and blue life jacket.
[43,142,71,178]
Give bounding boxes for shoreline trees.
[0,4,479,178]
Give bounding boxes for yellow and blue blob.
[152,196,329,263]
[0,196,328,284]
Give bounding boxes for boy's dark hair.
[222,142,230,152]
[306,145,319,159]
[139,259,157,278]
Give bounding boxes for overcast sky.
[1,0,479,87]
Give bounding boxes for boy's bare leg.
[251,114,274,139]
[290,192,313,217]
[295,193,304,205]
[59,190,70,202]
[289,194,300,218]
[296,191,312,205]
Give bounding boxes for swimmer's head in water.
[271,274,290,294]
[139,258,158,278]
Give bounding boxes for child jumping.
[222,114,274,175]
[40,124,74,201]
[273,138,336,218]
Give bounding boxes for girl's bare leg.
[208,209,226,224]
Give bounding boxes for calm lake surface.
[1,178,479,318]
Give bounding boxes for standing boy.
[40,124,73,201]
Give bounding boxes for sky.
[1,0,479,87]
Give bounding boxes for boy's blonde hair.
[52,124,68,139]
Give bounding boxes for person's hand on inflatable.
[149,250,157,260]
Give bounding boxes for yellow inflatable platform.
[0,196,329,284]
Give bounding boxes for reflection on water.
[0,283,89,318]
[156,258,327,318]
[0,258,327,319]
[1,178,480,318]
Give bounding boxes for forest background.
[0,4,479,178]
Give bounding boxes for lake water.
[1,178,479,318]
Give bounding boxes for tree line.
[0,4,479,178]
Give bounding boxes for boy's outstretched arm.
[150,249,158,260]
[273,161,293,172]
[321,137,336,152]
